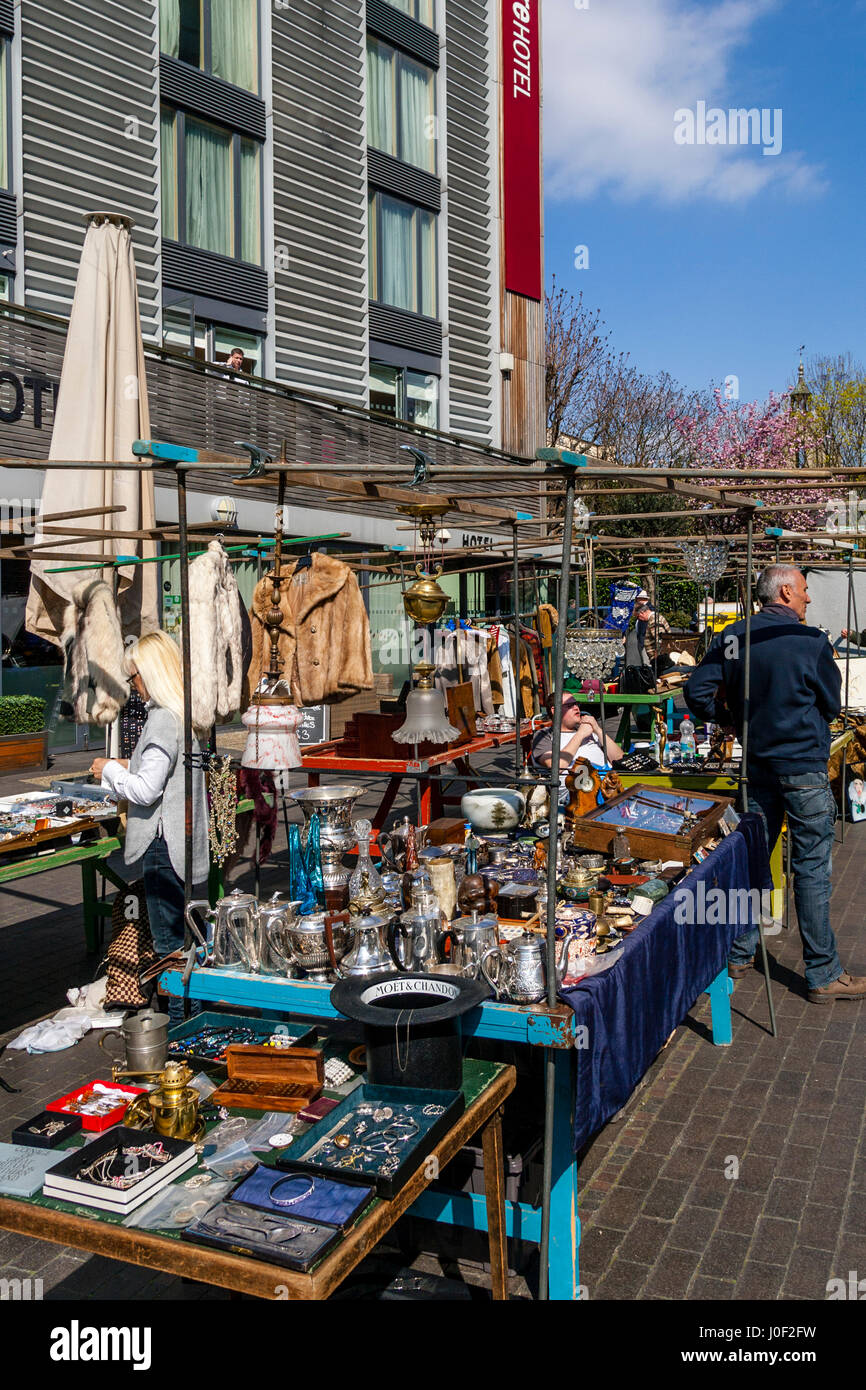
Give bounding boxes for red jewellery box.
[46,1079,148,1132]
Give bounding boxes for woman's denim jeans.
[729,771,843,990]
[143,835,200,1024]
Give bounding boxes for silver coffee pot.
[378,816,428,873]
[185,889,263,972]
[452,911,502,983]
[258,892,303,977]
[486,931,548,1003]
[338,912,400,978]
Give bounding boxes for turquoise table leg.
[548,1048,581,1299]
[707,968,734,1045]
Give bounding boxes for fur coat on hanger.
[248,553,373,706]
[188,540,245,732]
[61,579,128,726]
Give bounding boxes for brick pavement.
[1,748,864,1299]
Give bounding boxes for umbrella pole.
[539,468,576,1302]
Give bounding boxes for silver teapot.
[486,931,548,1003]
[452,912,502,983]
[185,889,263,972]
[258,892,303,977]
[339,912,400,979]
[279,909,352,981]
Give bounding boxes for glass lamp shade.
[393,686,460,745]
[242,702,302,788]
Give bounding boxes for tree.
[806,353,866,470]
[669,388,831,533]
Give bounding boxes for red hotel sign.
[502,0,541,301]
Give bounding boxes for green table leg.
[80,859,99,955]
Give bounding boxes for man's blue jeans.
[143,835,200,1025]
[729,771,843,990]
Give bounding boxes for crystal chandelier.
[679,540,729,585]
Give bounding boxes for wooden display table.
[0,1060,516,1301]
[300,721,539,828]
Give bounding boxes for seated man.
[532,693,623,773]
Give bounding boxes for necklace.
[77,1142,171,1190]
[395,1008,415,1074]
[208,756,239,866]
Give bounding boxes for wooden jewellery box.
[209,1045,325,1113]
[569,784,732,862]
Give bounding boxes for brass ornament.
[402,563,449,625]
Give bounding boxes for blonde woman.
[90,631,208,1021]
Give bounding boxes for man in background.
[685,564,865,1003]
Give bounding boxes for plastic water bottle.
[680,718,696,764]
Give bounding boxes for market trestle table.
[0,1061,515,1301]
[300,721,540,829]
[0,826,125,953]
[563,689,676,748]
[159,959,736,1302]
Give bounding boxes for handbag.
[620,664,655,695]
[103,882,158,1011]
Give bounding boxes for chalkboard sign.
[296,705,330,747]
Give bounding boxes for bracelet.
[268,1175,315,1209]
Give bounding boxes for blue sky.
[542,0,865,403]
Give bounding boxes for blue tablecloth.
[559,815,772,1152]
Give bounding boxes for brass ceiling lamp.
[398,501,451,625]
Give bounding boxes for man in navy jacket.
[685,565,865,1003]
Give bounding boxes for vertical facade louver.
[443,0,496,443]
[271,0,368,403]
[20,0,161,337]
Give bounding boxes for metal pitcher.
[451,911,502,983]
[99,1008,169,1074]
[487,931,547,1003]
[184,888,263,972]
[378,816,429,873]
[339,912,400,978]
[387,901,453,974]
[258,892,303,977]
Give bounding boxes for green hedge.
[0,694,47,735]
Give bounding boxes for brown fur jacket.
[248,554,373,706]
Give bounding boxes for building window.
[0,38,9,190]
[385,0,435,28]
[160,106,263,265]
[160,0,260,95]
[369,191,437,318]
[366,37,436,173]
[370,362,438,428]
[163,309,263,375]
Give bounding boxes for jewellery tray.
[12,1110,83,1149]
[226,1163,375,1233]
[168,1011,313,1072]
[279,1083,465,1200]
[181,1199,341,1273]
[46,1079,149,1132]
[569,784,732,862]
[209,1045,325,1113]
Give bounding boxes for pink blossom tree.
[669,388,837,535]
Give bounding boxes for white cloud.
[543,0,827,203]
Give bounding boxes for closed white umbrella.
[26,212,159,643]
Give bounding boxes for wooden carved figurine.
[600,770,625,801]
